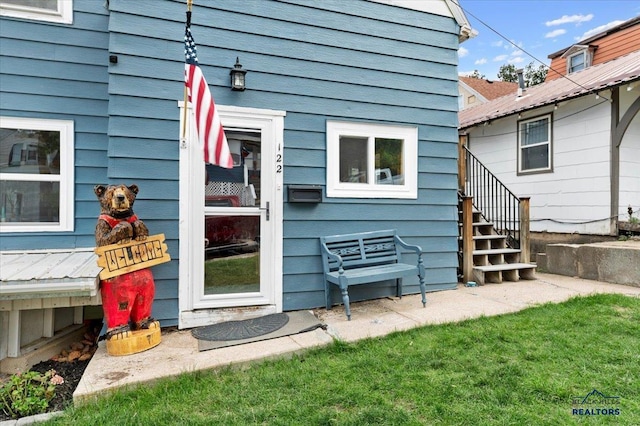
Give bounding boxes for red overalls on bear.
[98,214,155,332]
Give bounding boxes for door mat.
[193,311,325,352]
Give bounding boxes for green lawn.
[205,254,259,294]
[49,294,639,425]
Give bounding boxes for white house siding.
[619,88,640,222]
[467,96,613,235]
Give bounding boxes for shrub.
[0,369,63,419]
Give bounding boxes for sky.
[456,0,640,79]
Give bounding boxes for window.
[326,121,417,199]
[0,117,74,232]
[562,45,593,75]
[518,114,552,174]
[0,0,72,24]
[568,51,586,73]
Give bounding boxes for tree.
[497,62,548,87]
[497,64,518,83]
[524,62,548,86]
[468,70,486,79]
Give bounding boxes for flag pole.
[181,0,193,146]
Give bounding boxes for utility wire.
[532,206,640,224]
[451,0,611,102]
[468,99,608,139]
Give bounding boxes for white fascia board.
[0,278,99,300]
[371,0,476,42]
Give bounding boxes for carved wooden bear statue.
[94,184,158,341]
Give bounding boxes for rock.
[68,350,82,361]
[71,342,85,351]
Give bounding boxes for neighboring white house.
[458,49,640,236]
[458,76,518,110]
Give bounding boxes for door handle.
[260,201,270,221]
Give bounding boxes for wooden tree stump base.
[106,321,161,356]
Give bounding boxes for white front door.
[179,104,285,328]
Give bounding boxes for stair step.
[472,234,506,240]
[473,248,521,255]
[458,221,494,228]
[473,263,536,272]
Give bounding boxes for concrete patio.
[74,272,640,405]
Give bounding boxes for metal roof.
[459,49,640,130]
[0,248,101,300]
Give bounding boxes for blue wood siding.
[0,1,110,252]
[3,0,462,325]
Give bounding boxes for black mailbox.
[288,185,322,203]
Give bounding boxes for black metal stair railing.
[462,145,521,249]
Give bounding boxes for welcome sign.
[95,234,171,280]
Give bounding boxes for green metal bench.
[320,230,426,320]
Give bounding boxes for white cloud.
[546,14,593,26]
[458,46,469,58]
[545,29,567,38]
[577,20,625,41]
[511,49,524,57]
[493,54,508,62]
[491,40,503,47]
[508,57,525,64]
[474,58,487,65]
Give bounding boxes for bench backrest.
[320,230,401,273]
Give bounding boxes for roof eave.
[459,77,640,130]
[548,16,640,59]
[444,0,476,42]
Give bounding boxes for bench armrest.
[320,241,345,272]
[394,235,425,277]
[393,235,423,255]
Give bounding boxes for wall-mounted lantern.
[230,57,247,91]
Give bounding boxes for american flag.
[184,15,234,169]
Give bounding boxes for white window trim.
[326,121,418,199]
[567,51,586,74]
[0,0,72,24]
[564,47,594,75]
[517,114,552,174]
[0,117,74,232]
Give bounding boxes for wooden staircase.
[458,136,537,285]
[459,205,536,285]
